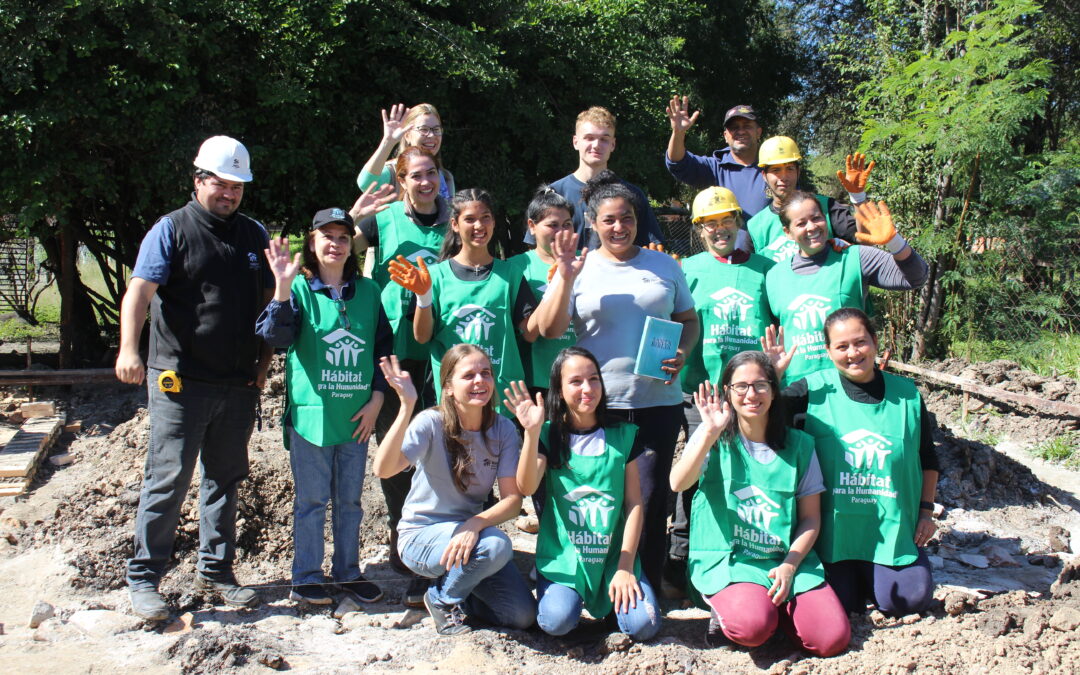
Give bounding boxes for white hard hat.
[193,135,252,182]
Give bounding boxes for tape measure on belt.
[157,370,182,393]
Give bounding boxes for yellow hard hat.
[691,187,741,223]
[758,136,802,167]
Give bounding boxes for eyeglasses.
[728,380,771,395]
[333,298,351,331]
[415,125,443,137]
[699,219,737,231]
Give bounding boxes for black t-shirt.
[780,369,939,472]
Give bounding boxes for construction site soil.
[0,356,1077,673]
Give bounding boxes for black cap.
[311,207,354,231]
[723,104,757,127]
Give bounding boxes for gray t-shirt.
[559,248,694,409]
[691,426,825,498]
[397,409,521,540]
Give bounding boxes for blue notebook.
[634,316,683,380]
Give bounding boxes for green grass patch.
[0,316,50,341]
[1030,432,1080,467]
[950,331,1080,380]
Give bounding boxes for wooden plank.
[0,369,118,386]
[0,415,64,478]
[20,401,56,418]
[0,427,18,450]
[0,474,29,496]
[883,360,1080,417]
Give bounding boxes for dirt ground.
[0,357,1077,674]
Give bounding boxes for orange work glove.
[836,153,876,194]
[646,242,681,261]
[388,255,432,295]
[853,201,898,246]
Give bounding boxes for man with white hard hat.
[116,135,273,620]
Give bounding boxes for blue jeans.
[399,522,535,630]
[536,573,662,640]
[288,428,368,584]
[127,371,258,590]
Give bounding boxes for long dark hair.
[437,344,497,493]
[719,351,786,451]
[545,346,618,469]
[439,188,495,261]
[580,169,639,225]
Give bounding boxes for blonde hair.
[575,106,616,135]
[396,103,444,168]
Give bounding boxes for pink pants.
[707,582,850,657]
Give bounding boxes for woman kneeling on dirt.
[374,347,536,635]
[513,346,661,641]
[670,351,850,655]
[771,308,940,616]
[257,200,395,606]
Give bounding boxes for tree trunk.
[43,226,106,366]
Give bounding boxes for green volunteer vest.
[803,369,923,566]
[766,245,864,385]
[508,250,577,389]
[689,429,825,599]
[372,202,447,361]
[536,422,643,617]
[679,252,775,394]
[427,259,526,414]
[285,276,380,446]
[747,194,833,263]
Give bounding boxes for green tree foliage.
[0,0,800,362]
[799,0,1077,361]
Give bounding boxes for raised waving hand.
[666,95,701,134]
[550,229,588,282]
[264,237,302,298]
[381,104,413,144]
[853,200,897,246]
[836,153,875,194]
[503,380,545,432]
[387,255,432,296]
[761,325,797,378]
[694,381,732,436]
[349,181,397,223]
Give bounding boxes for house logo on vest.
[733,485,780,530]
[787,294,833,330]
[731,485,784,553]
[451,305,497,342]
[405,249,439,266]
[765,236,799,262]
[322,328,366,367]
[837,429,897,498]
[710,287,755,322]
[564,485,616,530]
[247,252,260,270]
[841,429,893,471]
